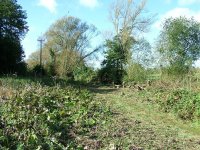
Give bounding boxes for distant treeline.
[1,0,200,84]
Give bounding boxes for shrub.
[97,67,125,84]
[160,89,200,120]
[124,63,147,83]
[73,66,96,83]
[31,65,46,76]
[0,84,110,149]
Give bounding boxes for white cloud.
[178,0,200,5]
[79,0,99,8]
[154,8,200,30]
[38,0,57,13]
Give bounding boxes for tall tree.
[110,0,152,61]
[0,0,28,74]
[28,16,100,77]
[100,0,152,84]
[45,16,100,77]
[157,17,200,75]
[101,32,136,84]
[132,38,153,67]
[101,35,128,84]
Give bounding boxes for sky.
[17,0,200,66]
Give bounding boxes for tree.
[100,0,152,84]
[28,16,100,78]
[123,38,152,83]
[157,17,200,75]
[132,38,153,67]
[27,47,52,69]
[100,36,124,84]
[0,0,28,74]
[46,16,100,77]
[26,48,51,75]
[110,0,152,62]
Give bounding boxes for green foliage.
[31,65,46,76]
[124,62,147,83]
[73,66,96,83]
[0,0,28,39]
[15,61,27,76]
[0,77,34,90]
[100,35,133,84]
[0,38,25,74]
[40,16,98,78]
[132,38,153,68]
[103,36,127,64]
[98,66,126,84]
[0,0,28,75]
[0,84,110,149]
[158,89,200,120]
[157,17,200,75]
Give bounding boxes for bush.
[73,66,96,83]
[31,65,46,76]
[160,65,191,78]
[124,63,147,83]
[160,89,200,120]
[15,61,28,76]
[0,84,110,149]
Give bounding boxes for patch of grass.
[93,86,200,149]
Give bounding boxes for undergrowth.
[159,89,200,120]
[0,83,111,149]
[1,77,200,149]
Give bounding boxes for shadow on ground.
[89,87,118,94]
[0,76,119,94]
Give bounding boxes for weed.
[0,82,110,149]
[159,89,200,120]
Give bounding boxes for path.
[91,86,200,150]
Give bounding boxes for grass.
[92,86,200,149]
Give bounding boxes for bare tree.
[110,0,151,35]
[109,0,153,61]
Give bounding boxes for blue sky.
[18,0,200,65]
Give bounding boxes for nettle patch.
[0,84,110,149]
